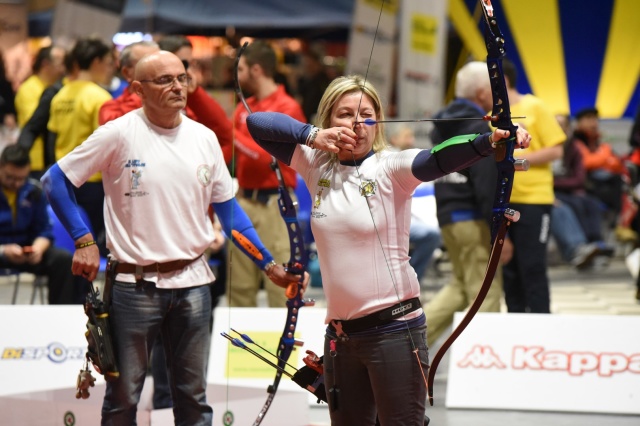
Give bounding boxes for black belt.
[239,188,280,204]
[329,297,422,334]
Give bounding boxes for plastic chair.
[3,265,47,305]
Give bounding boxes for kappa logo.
[457,345,507,369]
[457,345,640,377]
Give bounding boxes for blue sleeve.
[212,198,274,269]
[411,133,493,182]
[246,112,313,165]
[40,164,92,240]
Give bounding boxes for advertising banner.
[447,312,640,414]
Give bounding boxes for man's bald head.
[131,50,188,128]
[134,50,184,81]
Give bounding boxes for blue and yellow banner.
[453,0,640,119]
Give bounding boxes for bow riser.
[426,0,529,405]
[233,41,312,426]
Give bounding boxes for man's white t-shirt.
[59,108,233,288]
[292,146,423,323]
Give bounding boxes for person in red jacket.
[156,36,233,150]
[99,41,159,125]
[229,40,307,308]
[572,107,626,221]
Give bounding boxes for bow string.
[425,0,529,405]
[232,42,314,426]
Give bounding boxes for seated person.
[0,144,85,304]
[553,113,609,243]
[551,199,613,270]
[572,107,626,220]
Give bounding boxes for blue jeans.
[409,220,441,281]
[323,325,429,425]
[551,201,587,261]
[102,280,213,425]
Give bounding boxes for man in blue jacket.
[0,144,79,304]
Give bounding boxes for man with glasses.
[42,51,305,424]
[0,144,80,304]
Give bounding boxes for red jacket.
[231,85,306,189]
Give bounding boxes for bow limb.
[233,42,312,426]
[426,0,529,405]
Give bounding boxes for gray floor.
[2,256,639,425]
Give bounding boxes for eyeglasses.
[139,73,191,88]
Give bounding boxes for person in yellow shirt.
[500,60,565,313]
[48,38,114,257]
[14,45,66,177]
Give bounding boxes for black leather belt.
[329,297,422,334]
[239,188,280,204]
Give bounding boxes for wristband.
[75,240,97,249]
[305,127,320,149]
[263,260,277,273]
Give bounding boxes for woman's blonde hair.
[314,75,388,155]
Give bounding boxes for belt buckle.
[135,265,143,281]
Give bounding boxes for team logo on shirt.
[124,159,148,197]
[197,165,212,187]
[313,178,331,210]
[359,179,377,198]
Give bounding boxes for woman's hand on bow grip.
[491,126,531,149]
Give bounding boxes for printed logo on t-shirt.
[197,165,212,187]
[124,159,148,198]
[359,179,377,198]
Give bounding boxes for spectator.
[500,59,565,314]
[296,49,330,123]
[14,45,66,177]
[0,51,17,151]
[426,61,506,346]
[42,50,303,424]
[157,35,233,151]
[0,145,84,304]
[228,40,306,308]
[17,50,78,176]
[627,106,640,301]
[99,41,160,125]
[553,113,611,246]
[47,37,114,258]
[572,107,626,220]
[551,198,614,268]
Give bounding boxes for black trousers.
[502,203,553,313]
[0,246,87,304]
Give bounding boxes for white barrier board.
[0,305,312,425]
[209,307,329,407]
[446,312,640,414]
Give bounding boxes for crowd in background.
[1,34,639,310]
